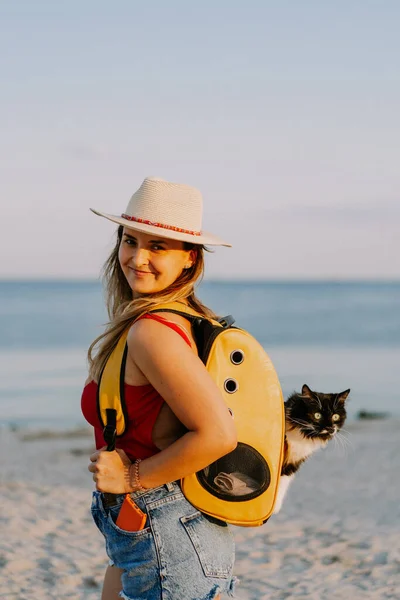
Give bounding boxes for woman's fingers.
[87,447,128,493]
[89,446,107,463]
[88,446,109,473]
[86,449,129,494]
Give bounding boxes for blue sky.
[1,1,399,279]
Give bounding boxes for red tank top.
[81,313,191,460]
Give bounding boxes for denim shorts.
[91,481,238,600]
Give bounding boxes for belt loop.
[165,482,175,492]
[98,492,108,517]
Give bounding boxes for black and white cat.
[273,384,350,514]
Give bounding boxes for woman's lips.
[130,268,153,277]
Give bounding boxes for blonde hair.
[87,225,216,380]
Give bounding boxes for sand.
[0,419,399,600]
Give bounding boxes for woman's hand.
[88,447,132,494]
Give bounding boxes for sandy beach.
[1,419,399,600]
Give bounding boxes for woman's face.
[118,227,195,296]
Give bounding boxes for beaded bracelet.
[130,458,146,492]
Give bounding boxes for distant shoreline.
[3,414,398,442]
[1,278,400,285]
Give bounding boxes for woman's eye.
[314,412,322,420]
[332,414,340,422]
[124,239,136,246]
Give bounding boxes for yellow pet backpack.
[98,301,285,527]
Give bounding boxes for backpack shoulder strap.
[97,328,130,450]
[148,301,206,322]
[149,302,236,364]
[148,301,234,328]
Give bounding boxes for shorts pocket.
[180,511,234,578]
[91,504,106,534]
[107,505,151,537]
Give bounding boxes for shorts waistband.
[102,481,178,508]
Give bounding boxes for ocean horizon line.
[1,277,400,285]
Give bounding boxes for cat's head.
[285,384,350,441]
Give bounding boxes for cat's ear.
[337,389,351,402]
[302,384,313,398]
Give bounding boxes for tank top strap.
[137,313,192,347]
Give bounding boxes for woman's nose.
[131,247,150,267]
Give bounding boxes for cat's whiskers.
[339,427,352,436]
[288,419,316,435]
[336,427,353,444]
[339,433,351,454]
[288,417,314,428]
[332,433,347,456]
[334,431,351,454]
[336,430,354,449]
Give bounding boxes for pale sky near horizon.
[1,1,399,280]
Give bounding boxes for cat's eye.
[314,412,322,420]
[332,414,340,421]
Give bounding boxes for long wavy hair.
[87,225,216,380]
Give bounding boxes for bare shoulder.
[126,315,209,391]
[128,312,198,353]
[127,316,194,355]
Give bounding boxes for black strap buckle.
[104,408,117,451]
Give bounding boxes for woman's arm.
[91,318,237,493]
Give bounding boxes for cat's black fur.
[283,383,349,474]
[273,383,350,513]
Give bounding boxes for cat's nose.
[321,427,335,435]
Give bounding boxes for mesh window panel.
[196,442,271,502]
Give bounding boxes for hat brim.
[90,209,232,247]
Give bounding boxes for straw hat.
[90,176,231,247]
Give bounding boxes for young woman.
[82,177,238,600]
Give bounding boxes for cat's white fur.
[273,427,332,514]
[273,474,292,514]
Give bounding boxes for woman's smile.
[130,267,154,277]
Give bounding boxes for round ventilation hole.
[230,349,244,365]
[224,379,239,394]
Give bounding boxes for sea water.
[0,280,399,430]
